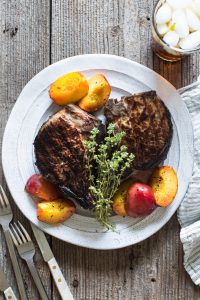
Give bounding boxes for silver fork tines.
[10,222,31,247]
[0,185,27,299]
[0,185,10,207]
[9,222,49,300]
[0,185,11,217]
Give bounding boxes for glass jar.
[152,0,200,62]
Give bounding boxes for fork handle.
[4,229,27,300]
[27,259,49,300]
[4,287,18,300]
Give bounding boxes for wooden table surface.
[0,1,200,299]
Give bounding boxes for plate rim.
[2,54,194,249]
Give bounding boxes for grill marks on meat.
[34,104,101,208]
[104,91,173,170]
[34,91,173,209]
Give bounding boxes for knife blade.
[0,266,17,300]
[31,223,74,300]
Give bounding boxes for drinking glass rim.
[152,0,200,54]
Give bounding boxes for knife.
[31,223,74,300]
[0,266,18,300]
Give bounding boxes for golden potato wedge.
[112,179,134,216]
[79,74,111,112]
[49,72,89,106]
[149,166,178,207]
[37,199,76,224]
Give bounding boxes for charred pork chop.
[104,91,173,170]
[34,104,103,209]
[35,91,173,209]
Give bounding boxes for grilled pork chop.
[34,104,103,209]
[35,91,173,209]
[104,91,173,170]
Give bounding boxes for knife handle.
[48,257,74,300]
[4,287,18,300]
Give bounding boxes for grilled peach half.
[112,179,134,216]
[49,72,89,105]
[37,199,76,224]
[79,74,111,112]
[25,174,62,201]
[149,166,178,207]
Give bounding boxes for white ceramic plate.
[2,54,193,250]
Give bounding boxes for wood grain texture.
[0,0,200,299]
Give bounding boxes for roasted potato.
[79,74,111,112]
[149,166,178,207]
[37,199,76,224]
[49,72,89,106]
[25,174,62,201]
[112,179,134,216]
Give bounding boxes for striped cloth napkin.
[178,78,200,285]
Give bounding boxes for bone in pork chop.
[104,91,173,170]
[34,104,104,209]
[35,91,173,209]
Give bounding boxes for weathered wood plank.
[50,1,200,300]
[1,0,200,299]
[0,0,51,299]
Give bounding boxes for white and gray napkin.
[178,78,200,285]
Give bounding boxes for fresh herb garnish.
[85,123,135,229]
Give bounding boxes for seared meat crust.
[34,91,173,209]
[104,91,173,170]
[34,104,103,208]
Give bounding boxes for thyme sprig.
[85,123,135,229]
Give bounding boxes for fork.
[9,222,49,300]
[0,185,27,300]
